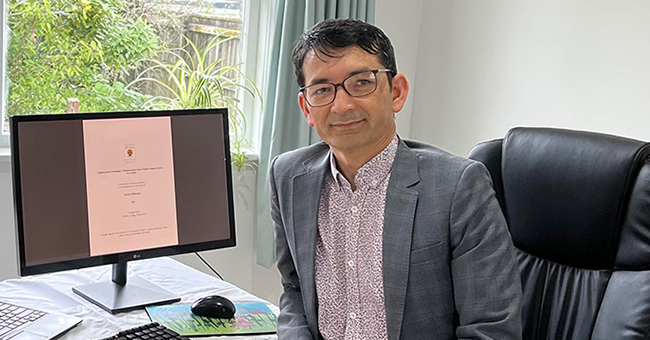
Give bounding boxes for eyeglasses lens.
[305,71,378,107]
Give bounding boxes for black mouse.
[190,295,236,319]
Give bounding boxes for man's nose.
[330,84,354,113]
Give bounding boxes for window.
[1,0,7,147]
[0,0,266,156]
[240,0,274,153]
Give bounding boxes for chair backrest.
[468,127,650,340]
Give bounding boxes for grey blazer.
[270,138,522,340]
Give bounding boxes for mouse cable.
[195,252,225,281]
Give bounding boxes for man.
[270,19,522,340]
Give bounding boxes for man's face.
[298,47,408,156]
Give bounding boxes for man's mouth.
[331,119,363,128]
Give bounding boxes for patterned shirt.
[315,135,399,340]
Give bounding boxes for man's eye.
[354,79,371,86]
[311,86,332,95]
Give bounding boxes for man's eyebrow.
[306,68,374,86]
[308,77,331,85]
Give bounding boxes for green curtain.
[255,0,376,267]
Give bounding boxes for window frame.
[240,0,274,154]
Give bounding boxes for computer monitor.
[9,108,236,314]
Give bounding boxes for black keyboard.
[98,322,190,340]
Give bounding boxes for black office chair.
[468,127,650,340]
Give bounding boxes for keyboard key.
[101,322,189,340]
[0,301,50,336]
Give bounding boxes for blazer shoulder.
[271,142,329,180]
[398,139,494,193]
[402,139,477,173]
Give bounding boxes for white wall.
[0,159,17,281]
[375,0,424,139]
[406,0,650,156]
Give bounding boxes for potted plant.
[128,32,262,170]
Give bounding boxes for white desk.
[0,257,279,339]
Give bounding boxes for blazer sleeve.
[270,156,315,340]
[449,161,523,340]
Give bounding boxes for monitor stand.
[72,262,180,314]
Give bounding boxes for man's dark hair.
[292,19,397,87]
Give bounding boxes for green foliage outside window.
[6,0,159,117]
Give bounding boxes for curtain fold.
[255,0,376,268]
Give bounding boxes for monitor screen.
[10,108,235,312]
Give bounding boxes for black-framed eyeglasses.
[299,69,393,107]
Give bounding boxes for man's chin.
[327,137,365,152]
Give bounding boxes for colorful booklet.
[145,301,277,336]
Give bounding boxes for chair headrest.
[502,127,650,269]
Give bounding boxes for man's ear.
[298,92,314,127]
[391,73,409,113]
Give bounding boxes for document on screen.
[83,117,179,256]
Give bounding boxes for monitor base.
[72,275,180,314]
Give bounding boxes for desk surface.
[0,257,279,339]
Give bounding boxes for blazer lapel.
[383,140,420,340]
[291,149,329,336]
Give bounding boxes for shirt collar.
[328,134,399,190]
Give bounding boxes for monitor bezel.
[10,108,236,276]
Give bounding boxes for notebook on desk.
[0,300,82,340]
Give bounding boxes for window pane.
[2,0,255,157]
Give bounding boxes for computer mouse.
[190,295,236,319]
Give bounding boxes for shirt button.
[348,260,355,267]
[350,312,357,319]
[351,206,358,213]
[371,180,378,186]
